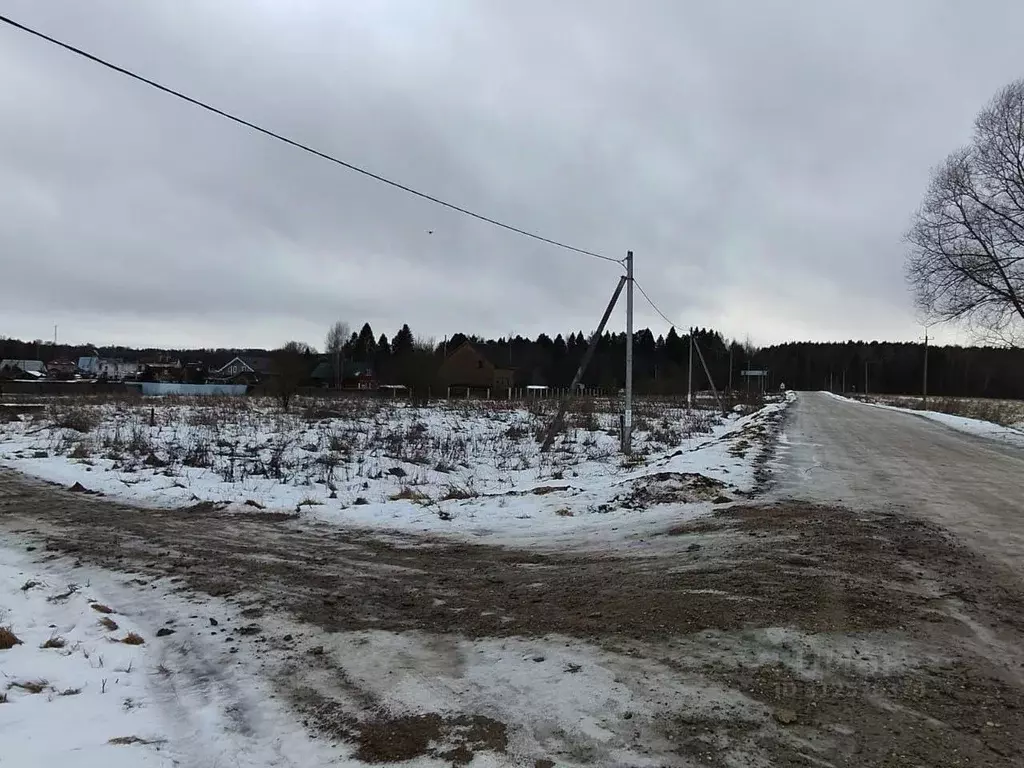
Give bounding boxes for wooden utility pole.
[622,251,634,454]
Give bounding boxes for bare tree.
[907,79,1024,345]
[271,341,314,412]
[325,321,350,389]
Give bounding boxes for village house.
[436,341,515,397]
[77,354,141,380]
[0,359,45,379]
[309,359,377,390]
[45,359,79,379]
[210,356,274,385]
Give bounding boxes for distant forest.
[3,324,1024,399]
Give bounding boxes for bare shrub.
[68,439,92,459]
[49,404,100,433]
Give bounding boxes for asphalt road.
[775,391,1024,569]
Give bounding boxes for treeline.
[4,326,1024,399]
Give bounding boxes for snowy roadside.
[0,396,791,543]
[822,391,1024,451]
[0,542,355,767]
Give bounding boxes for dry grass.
[40,634,66,649]
[390,486,430,503]
[440,484,476,501]
[0,626,22,650]
[121,632,145,645]
[47,584,79,603]
[90,603,114,614]
[99,616,119,631]
[866,394,1024,428]
[8,679,49,694]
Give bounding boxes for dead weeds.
[8,679,49,694]
[0,626,22,650]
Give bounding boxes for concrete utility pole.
[623,251,634,454]
[687,327,694,408]
[923,328,929,408]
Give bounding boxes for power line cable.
[0,13,623,266]
[633,278,684,331]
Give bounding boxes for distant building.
[45,359,79,379]
[0,359,45,379]
[77,355,140,380]
[436,342,515,397]
[210,356,274,384]
[310,359,377,390]
[139,359,183,383]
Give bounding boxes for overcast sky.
[1,1,1021,350]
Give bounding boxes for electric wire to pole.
[0,13,623,267]
[633,279,680,331]
[633,278,725,411]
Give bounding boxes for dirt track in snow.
[4,441,1024,766]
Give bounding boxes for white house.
[77,356,140,380]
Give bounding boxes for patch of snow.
[0,544,364,767]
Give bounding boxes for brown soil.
[2,469,1024,765]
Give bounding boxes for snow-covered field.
[0,395,787,541]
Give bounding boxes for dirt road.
[774,392,1024,568]
[3,395,1024,765]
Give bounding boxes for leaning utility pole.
[622,251,634,454]
[541,275,627,452]
[692,335,724,414]
[923,328,929,408]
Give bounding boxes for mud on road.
[2,468,1024,766]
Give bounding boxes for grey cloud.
[1,0,1023,349]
